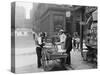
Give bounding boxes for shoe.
[38,66,42,69]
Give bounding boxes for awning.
[92,10,97,21]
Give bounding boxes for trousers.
[36,47,42,68]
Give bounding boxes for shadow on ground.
[49,66,67,71]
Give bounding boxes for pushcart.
[41,46,68,71]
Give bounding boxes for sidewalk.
[16,54,44,73]
[15,34,44,73]
[70,49,97,70]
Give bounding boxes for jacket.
[64,36,72,53]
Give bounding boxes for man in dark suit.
[64,33,72,65]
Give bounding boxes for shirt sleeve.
[37,37,42,44]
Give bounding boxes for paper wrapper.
[57,45,66,52]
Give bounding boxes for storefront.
[82,6,97,62]
[84,7,97,46]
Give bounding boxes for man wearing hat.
[58,29,67,65]
[59,29,66,50]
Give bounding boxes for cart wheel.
[43,55,49,71]
[41,51,45,65]
[41,52,45,67]
[41,49,50,71]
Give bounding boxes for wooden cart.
[41,46,68,71]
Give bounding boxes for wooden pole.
[80,23,83,57]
